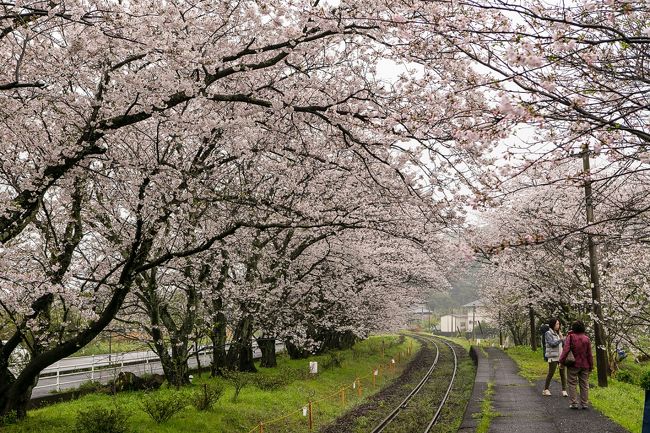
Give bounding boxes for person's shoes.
[562,391,569,397]
[542,389,552,396]
[569,404,579,409]
[581,405,589,410]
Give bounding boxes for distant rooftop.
[462,300,485,308]
[409,304,433,314]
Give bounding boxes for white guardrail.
[32,342,283,394]
[34,349,214,393]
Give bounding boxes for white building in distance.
[439,300,490,333]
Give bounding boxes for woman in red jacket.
[559,320,594,409]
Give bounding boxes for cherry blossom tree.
[0,0,518,417]
[471,168,650,368]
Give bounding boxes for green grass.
[436,336,472,351]
[615,357,650,385]
[7,335,419,433]
[475,381,498,433]
[435,335,500,354]
[504,346,644,433]
[502,346,549,381]
[590,380,644,433]
[71,339,150,357]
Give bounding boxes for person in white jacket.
[543,318,568,396]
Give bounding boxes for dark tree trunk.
[153,337,190,388]
[508,323,524,346]
[209,302,228,376]
[225,316,257,372]
[169,345,191,388]
[257,337,277,368]
[194,342,202,372]
[0,373,38,419]
[314,330,357,353]
[225,322,242,369]
[150,322,190,388]
[142,267,195,388]
[0,279,137,418]
[529,307,537,351]
[285,339,310,359]
[208,255,229,377]
[237,316,256,372]
[338,331,357,350]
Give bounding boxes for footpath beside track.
[458,346,628,433]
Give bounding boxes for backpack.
[539,324,550,360]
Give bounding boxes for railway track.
[369,334,459,433]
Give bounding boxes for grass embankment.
[71,339,150,357]
[435,336,472,351]
[505,346,645,433]
[7,335,417,433]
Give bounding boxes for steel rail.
[423,337,459,432]
[369,334,440,433]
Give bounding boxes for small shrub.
[140,390,187,423]
[355,415,369,428]
[75,405,130,433]
[139,373,165,390]
[367,339,380,354]
[192,383,225,411]
[615,370,635,384]
[78,380,105,393]
[640,370,650,391]
[322,352,345,370]
[254,374,289,391]
[281,365,309,382]
[0,410,18,427]
[223,369,252,402]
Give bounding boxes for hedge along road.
[29,342,284,399]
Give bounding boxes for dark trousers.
[544,361,567,390]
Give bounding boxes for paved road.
[32,351,213,398]
[41,349,158,375]
[458,346,627,433]
[31,343,280,399]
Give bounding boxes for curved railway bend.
[321,334,476,433]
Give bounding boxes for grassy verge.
[436,336,472,351]
[7,335,417,433]
[502,346,548,381]
[504,346,644,433]
[71,339,150,357]
[475,381,497,433]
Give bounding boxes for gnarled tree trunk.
[257,337,277,368]
[225,316,256,372]
[210,308,228,376]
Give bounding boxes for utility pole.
[582,143,608,387]
[472,305,476,342]
[498,311,503,347]
[529,305,537,351]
